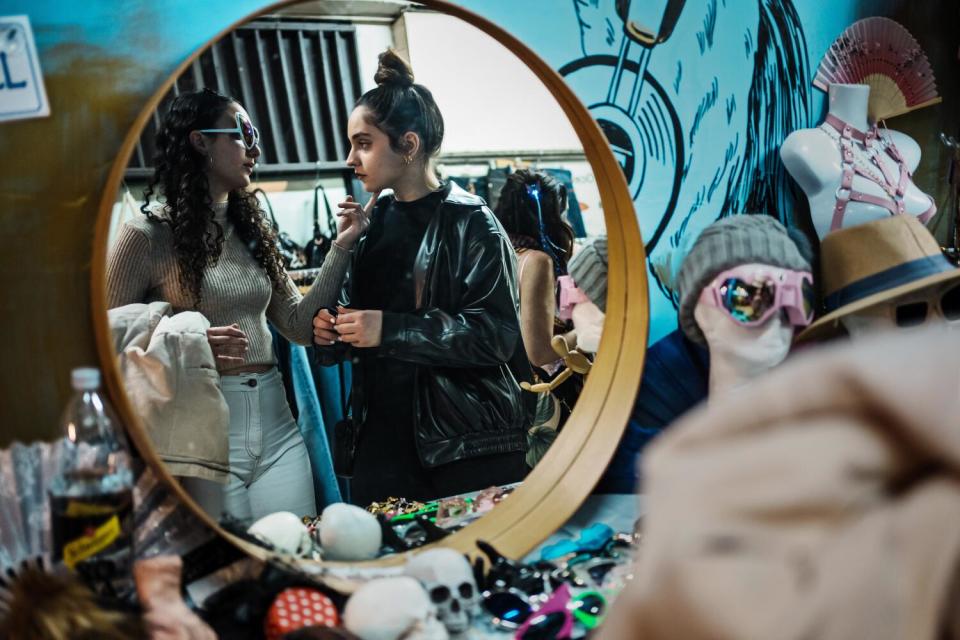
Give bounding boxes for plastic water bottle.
[48,367,135,598]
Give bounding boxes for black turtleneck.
[349,187,445,505]
[352,187,444,313]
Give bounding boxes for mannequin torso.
[693,263,795,395]
[781,84,934,239]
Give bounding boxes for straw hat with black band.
[797,215,960,342]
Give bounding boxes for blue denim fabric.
[594,329,710,494]
[312,360,352,446]
[289,344,342,509]
[311,358,352,502]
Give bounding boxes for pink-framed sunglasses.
[700,265,815,327]
[513,583,575,640]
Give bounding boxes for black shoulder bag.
[332,355,357,478]
[253,187,306,270]
[303,183,337,269]
[319,306,358,477]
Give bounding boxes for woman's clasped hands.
[313,306,383,348]
[207,323,248,370]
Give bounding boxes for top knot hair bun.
[356,47,444,160]
[373,49,414,88]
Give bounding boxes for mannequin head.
[694,263,799,393]
[677,214,812,345]
[826,83,870,131]
[841,280,960,339]
[798,216,960,344]
[564,236,609,353]
[677,215,813,394]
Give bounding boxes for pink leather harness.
[824,113,936,232]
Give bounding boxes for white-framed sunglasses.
[199,112,260,150]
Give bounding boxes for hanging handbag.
[319,307,359,477]
[331,358,357,478]
[252,187,307,270]
[303,183,337,269]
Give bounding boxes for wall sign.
[0,15,49,123]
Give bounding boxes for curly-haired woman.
[107,89,364,524]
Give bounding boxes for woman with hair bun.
[107,88,367,524]
[313,49,533,505]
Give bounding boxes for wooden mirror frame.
[90,0,648,568]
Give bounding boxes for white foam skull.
[247,511,313,557]
[343,576,449,640]
[319,502,382,561]
[403,548,480,635]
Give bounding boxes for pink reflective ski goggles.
[700,266,815,327]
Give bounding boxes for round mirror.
[92,0,646,568]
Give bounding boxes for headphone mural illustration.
[561,0,686,253]
[560,0,811,339]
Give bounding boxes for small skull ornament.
[403,548,480,635]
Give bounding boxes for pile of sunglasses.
[476,524,637,639]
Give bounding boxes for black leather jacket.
[316,182,534,467]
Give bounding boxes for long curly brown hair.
[141,88,286,307]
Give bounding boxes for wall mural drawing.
[561,0,812,340]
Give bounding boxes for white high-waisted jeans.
[182,368,316,527]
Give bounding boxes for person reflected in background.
[494,170,582,438]
[312,49,534,506]
[107,88,366,525]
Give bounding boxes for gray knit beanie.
[677,215,811,345]
[568,236,608,312]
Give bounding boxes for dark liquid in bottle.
[49,487,134,598]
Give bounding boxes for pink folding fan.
[814,16,941,121]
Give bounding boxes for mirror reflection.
[104,0,607,542]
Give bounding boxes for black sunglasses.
[893,282,960,327]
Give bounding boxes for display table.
[1,437,643,639]
[527,493,641,561]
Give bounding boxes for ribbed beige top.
[106,202,349,373]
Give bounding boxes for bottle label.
[65,500,117,517]
[62,514,121,569]
[50,490,133,569]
